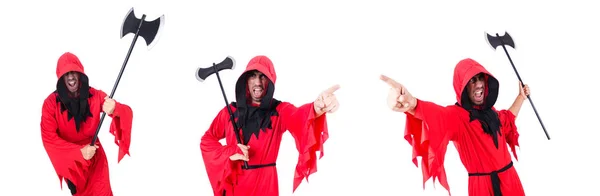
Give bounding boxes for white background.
[1,0,598,195]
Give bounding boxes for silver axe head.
[120,7,165,50]
[485,31,516,50]
[196,56,236,82]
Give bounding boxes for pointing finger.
[380,75,397,86]
[380,74,403,89]
[324,84,341,94]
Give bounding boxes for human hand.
[518,82,530,100]
[229,144,250,161]
[314,84,341,116]
[103,96,116,115]
[380,75,416,113]
[81,145,99,160]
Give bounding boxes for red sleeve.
[404,99,460,195]
[97,90,134,163]
[497,109,520,161]
[40,95,90,190]
[279,102,329,193]
[200,106,246,196]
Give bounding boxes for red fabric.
[403,58,524,196]
[200,56,329,196]
[41,52,133,196]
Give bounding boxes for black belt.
[221,163,278,196]
[241,162,276,170]
[468,161,513,196]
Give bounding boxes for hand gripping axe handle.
[486,31,550,140]
[196,56,249,169]
[91,8,165,145]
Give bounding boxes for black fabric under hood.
[232,71,281,144]
[55,72,94,132]
[456,73,502,149]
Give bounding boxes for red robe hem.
[292,103,328,192]
[108,101,133,163]
[404,99,453,195]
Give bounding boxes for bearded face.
[63,71,81,97]
[246,70,268,104]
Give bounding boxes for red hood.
[56,52,87,80]
[452,58,499,109]
[233,55,280,110]
[242,55,277,84]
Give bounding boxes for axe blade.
[139,14,165,50]
[120,7,165,50]
[485,31,516,50]
[196,56,236,82]
[120,8,137,39]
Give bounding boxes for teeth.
[69,81,75,86]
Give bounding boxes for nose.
[475,80,484,88]
[252,77,261,85]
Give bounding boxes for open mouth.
[68,80,77,87]
[252,87,263,97]
[474,89,483,101]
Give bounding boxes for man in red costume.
[200,55,340,196]
[381,58,530,196]
[41,52,134,196]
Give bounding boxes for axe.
[196,56,249,169]
[485,31,550,140]
[90,8,165,145]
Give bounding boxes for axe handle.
[90,14,147,146]
[498,36,551,140]
[213,64,249,169]
[525,95,550,139]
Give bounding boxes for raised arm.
[281,84,340,192]
[497,82,530,161]
[40,95,90,190]
[97,90,133,163]
[508,82,530,118]
[381,75,460,194]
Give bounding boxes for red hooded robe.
[40,52,133,196]
[403,58,525,196]
[200,55,329,196]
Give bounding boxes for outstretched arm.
[99,91,133,163]
[499,82,530,161]
[381,75,459,194]
[282,84,340,193]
